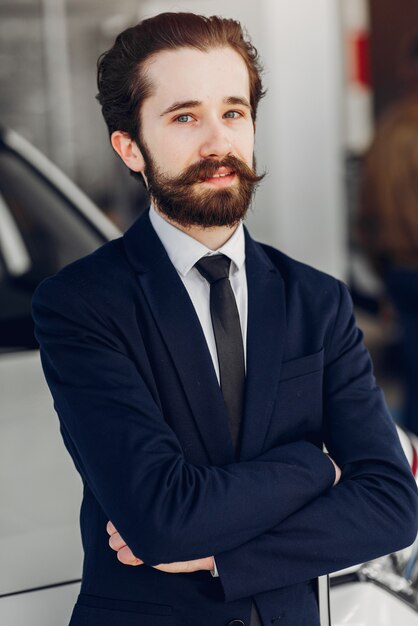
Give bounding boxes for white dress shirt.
[149,205,248,577]
[149,205,248,383]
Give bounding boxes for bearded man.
[32,12,417,626]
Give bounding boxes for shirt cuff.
[210,557,219,577]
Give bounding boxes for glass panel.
[0,147,104,350]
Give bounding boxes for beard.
[138,141,265,228]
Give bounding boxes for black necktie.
[194,254,245,454]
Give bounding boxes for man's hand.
[106,521,214,573]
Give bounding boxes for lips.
[202,168,235,181]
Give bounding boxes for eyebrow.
[160,96,252,117]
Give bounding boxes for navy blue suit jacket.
[32,209,418,626]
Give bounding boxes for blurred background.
[1,1,418,623]
[2,0,418,426]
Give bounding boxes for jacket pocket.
[280,347,324,382]
[268,349,324,442]
[69,594,174,626]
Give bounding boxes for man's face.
[137,46,264,227]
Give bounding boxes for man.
[32,12,417,626]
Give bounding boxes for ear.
[111,131,146,174]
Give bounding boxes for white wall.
[139,0,347,279]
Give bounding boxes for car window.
[0,148,104,351]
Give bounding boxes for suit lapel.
[238,229,287,461]
[123,211,235,466]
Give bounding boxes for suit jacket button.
[227,621,245,626]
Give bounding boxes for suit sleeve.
[32,275,335,565]
[215,279,418,602]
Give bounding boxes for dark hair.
[96,12,265,146]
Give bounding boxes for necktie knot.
[195,254,231,284]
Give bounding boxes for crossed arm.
[106,455,342,572]
[32,275,418,601]
[101,278,417,596]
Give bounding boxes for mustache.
[174,155,265,186]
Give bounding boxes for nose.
[199,118,232,159]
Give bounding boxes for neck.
[153,205,239,250]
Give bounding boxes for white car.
[0,126,119,625]
[0,127,417,626]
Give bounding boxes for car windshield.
[0,147,104,351]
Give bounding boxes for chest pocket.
[269,348,324,444]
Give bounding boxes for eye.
[175,114,193,123]
[224,110,242,119]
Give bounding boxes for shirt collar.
[149,204,245,277]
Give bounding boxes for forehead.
[143,46,250,109]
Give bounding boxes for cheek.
[234,127,255,164]
[159,135,198,173]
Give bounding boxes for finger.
[106,520,117,536]
[109,532,126,552]
[117,545,143,566]
[152,561,189,574]
[152,563,173,572]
